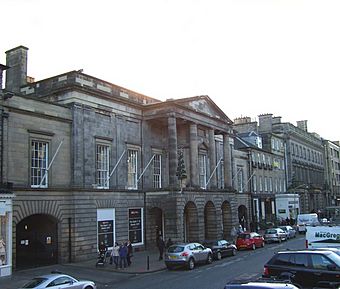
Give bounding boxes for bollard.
[147,255,150,270]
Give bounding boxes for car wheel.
[216,251,222,260]
[187,258,195,270]
[232,248,237,256]
[252,243,256,250]
[278,238,282,243]
[206,253,213,264]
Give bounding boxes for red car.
[236,232,264,250]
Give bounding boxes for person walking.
[231,226,237,244]
[119,242,128,269]
[111,242,120,269]
[157,236,165,261]
[127,240,133,266]
[166,238,173,249]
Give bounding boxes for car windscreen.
[168,245,185,253]
[266,230,277,234]
[23,277,48,288]
[238,234,250,239]
[325,251,340,266]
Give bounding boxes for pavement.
[0,248,166,289]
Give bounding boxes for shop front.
[0,191,14,277]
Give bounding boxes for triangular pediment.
[175,95,232,124]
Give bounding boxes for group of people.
[110,240,133,269]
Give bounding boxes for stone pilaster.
[168,116,178,188]
[223,134,232,188]
[190,123,199,187]
[208,129,217,188]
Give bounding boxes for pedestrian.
[111,242,120,269]
[166,238,173,249]
[127,240,133,266]
[237,224,244,235]
[157,236,165,261]
[231,226,237,243]
[119,242,128,269]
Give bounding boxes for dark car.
[263,250,340,288]
[203,239,237,260]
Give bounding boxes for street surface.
[110,236,305,289]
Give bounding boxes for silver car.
[164,242,213,270]
[19,273,96,289]
[278,225,296,239]
[264,228,287,243]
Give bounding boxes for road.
[106,236,305,289]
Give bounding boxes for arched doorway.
[221,201,232,239]
[204,201,217,240]
[184,202,198,242]
[238,205,248,231]
[149,207,163,245]
[16,214,58,269]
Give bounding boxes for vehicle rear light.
[263,266,269,276]
[181,252,189,257]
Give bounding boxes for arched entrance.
[16,214,58,269]
[184,202,198,242]
[149,207,163,245]
[238,205,248,231]
[221,201,232,239]
[204,201,217,240]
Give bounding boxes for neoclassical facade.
[0,46,251,269]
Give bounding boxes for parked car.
[278,225,296,239]
[164,242,213,270]
[263,249,340,288]
[264,228,287,243]
[224,280,299,289]
[203,239,237,260]
[19,272,96,289]
[236,232,265,250]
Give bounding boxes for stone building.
[323,140,340,207]
[1,46,251,269]
[234,114,326,215]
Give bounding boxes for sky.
[1,0,340,141]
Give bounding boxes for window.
[127,149,138,189]
[311,254,334,270]
[153,154,162,188]
[253,175,257,192]
[259,176,263,192]
[199,154,207,189]
[96,144,110,188]
[264,177,268,192]
[237,167,244,192]
[269,177,273,192]
[31,140,49,188]
[291,253,308,267]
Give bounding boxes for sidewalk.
[0,249,166,289]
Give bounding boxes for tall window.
[237,168,244,192]
[264,177,268,192]
[96,144,110,188]
[31,140,49,188]
[127,149,138,189]
[199,154,207,189]
[259,176,263,192]
[153,154,161,188]
[253,175,257,192]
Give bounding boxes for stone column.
[190,123,199,187]
[168,116,178,188]
[208,129,217,188]
[223,134,232,188]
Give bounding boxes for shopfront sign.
[128,208,143,244]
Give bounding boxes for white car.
[19,272,96,289]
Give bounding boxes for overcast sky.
[1,0,340,141]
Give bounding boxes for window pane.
[128,149,138,189]
[96,144,110,188]
[31,140,48,188]
[153,154,161,188]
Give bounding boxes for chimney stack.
[5,46,28,93]
[296,120,308,132]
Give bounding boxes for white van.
[306,226,340,249]
[296,213,319,234]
